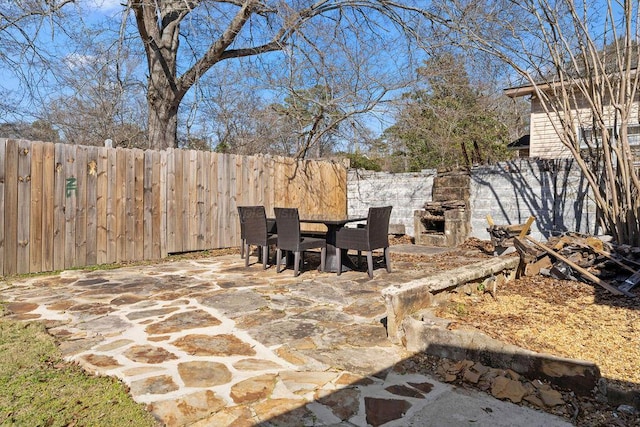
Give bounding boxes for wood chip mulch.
[391,238,640,425]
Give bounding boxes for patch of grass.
[0,319,159,427]
[449,302,469,318]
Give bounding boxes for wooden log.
[577,241,636,274]
[524,236,628,296]
[513,236,545,261]
[525,255,552,277]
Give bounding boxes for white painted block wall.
[347,169,435,237]
[347,159,598,241]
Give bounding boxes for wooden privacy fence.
[0,139,347,276]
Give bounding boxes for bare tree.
[0,0,75,120]
[127,0,432,150]
[434,0,640,244]
[182,14,420,158]
[44,39,148,147]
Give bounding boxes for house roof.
[503,83,553,98]
[507,134,530,149]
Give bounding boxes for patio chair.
[274,207,326,277]
[336,206,393,279]
[238,206,278,269]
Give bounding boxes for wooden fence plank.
[196,150,206,249]
[96,147,108,265]
[143,150,154,260]
[3,140,17,276]
[125,148,136,260]
[29,141,43,273]
[159,150,167,257]
[264,156,275,217]
[16,140,31,274]
[210,152,220,248]
[0,140,6,275]
[53,143,65,270]
[220,154,232,247]
[41,143,55,271]
[74,146,88,268]
[85,146,98,266]
[115,148,126,262]
[166,148,178,253]
[232,154,244,246]
[63,144,77,269]
[202,151,212,248]
[106,147,117,264]
[134,149,144,261]
[182,149,192,251]
[187,149,198,250]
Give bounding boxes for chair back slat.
[274,207,301,250]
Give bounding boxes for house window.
[579,124,640,148]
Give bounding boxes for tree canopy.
[384,53,511,171]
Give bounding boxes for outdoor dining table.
[268,214,367,273]
[299,215,367,273]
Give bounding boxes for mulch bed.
[390,238,640,425]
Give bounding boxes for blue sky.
[1,0,428,145]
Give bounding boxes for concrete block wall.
[347,169,435,236]
[469,159,598,241]
[347,159,598,241]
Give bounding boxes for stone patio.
[0,252,571,426]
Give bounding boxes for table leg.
[323,224,359,273]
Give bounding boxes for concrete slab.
[404,387,572,427]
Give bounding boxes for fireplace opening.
[421,215,445,234]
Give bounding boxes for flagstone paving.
[1,254,571,426]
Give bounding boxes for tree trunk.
[147,87,179,150]
[145,47,180,150]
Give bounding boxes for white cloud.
[84,0,124,12]
[64,53,96,69]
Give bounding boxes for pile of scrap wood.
[513,232,639,297]
[486,215,535,250]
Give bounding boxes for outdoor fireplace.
[414,170,470,247]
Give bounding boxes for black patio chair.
[238,206,278,269]
[336,206,393,279]
[274,207,326,277]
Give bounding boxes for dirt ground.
[390,237,640,425]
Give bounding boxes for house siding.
[528,92,640,158]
